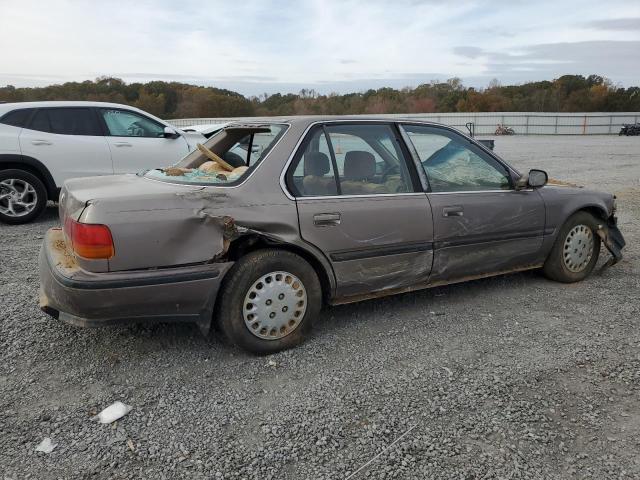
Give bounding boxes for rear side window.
[0,108,33,128]
[287,123,416,197]
[27,108,102,136]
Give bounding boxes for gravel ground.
[1,135,639,479]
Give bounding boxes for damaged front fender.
[596,218,626,269]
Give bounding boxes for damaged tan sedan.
[39,118,625,353]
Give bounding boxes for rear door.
[98,108,189,173]
[401,124,545,281]
[287,122,434,298]
[19,107,112,186]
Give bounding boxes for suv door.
[401,124,545,281]
[98,108,189,173]
[286,122,434,298]
[19,107,112,187]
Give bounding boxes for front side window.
[288,123,415,197]
[402,125,511,192]
[27,108,101,135]
[101,109,165,138]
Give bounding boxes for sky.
[1,0,639,96]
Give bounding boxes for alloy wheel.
[0,178,38,218]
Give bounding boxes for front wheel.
[543,211,601,283]
[0,169,48,224]
[216,249,322,354]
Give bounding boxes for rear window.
[0,108,33,128]
[145,124,288,186]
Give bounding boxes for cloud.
[453,47,485,59]
[1,0,640,94]
[585,18,640,31]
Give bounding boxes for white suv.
[0,101,203,224]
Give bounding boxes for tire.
[543,211,601,283]
[216,249,322,354]
[0,169,48,225]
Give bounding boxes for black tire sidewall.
[543,211,601,283]
[216,249,322,354]
[0,169,48,224]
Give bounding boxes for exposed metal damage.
[596,221,626,268]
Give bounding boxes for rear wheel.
[543,211,601,283]
[0,169,48,224]
[216,249,322,354]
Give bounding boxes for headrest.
[344,151,375,180]
[304,151,330,176]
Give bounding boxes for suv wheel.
[543,211,601,283]
[216,249,322,354]
[0,169,48,224]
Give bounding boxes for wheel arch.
[574,204,609,222]
[225,234,335,303]
[0,154,58,199]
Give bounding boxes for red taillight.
[64,218,115,259]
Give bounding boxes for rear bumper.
[39,228,233,333]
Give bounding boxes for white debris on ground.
[35,437,56,453]
[94,402,132,424]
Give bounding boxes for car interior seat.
[340,151,388,195]
[302,151,336,196]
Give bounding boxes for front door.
[401,124,545,282]
[287,123,434,298]
[98,108,190,174]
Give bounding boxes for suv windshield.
[145,123,287,185]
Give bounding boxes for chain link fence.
[169,112,640,135]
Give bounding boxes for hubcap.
[563,224,594,272]
[243,271,307,340]
[0,178,38,217]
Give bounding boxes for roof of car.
[225,115,445,129]
[0,101,146,115]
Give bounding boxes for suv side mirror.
[164,126,180,139]
[528,169,548,188]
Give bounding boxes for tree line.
[1,75,638,119]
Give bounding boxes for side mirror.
[528,169,548,188]
[515,169,548,190]
[163,126,180,139]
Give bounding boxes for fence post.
[610,115,615,134]
[525,115,529,135]
[554,116,558,134]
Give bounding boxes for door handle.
[313,213,341,226]
[442,206,464,217]
[114,142,132,147]
[31,140,52,146]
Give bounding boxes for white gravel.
[1,136,639,479]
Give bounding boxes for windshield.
[145,123,288,186]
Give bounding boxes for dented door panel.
[297,194,434,297]
[428,190,546,281]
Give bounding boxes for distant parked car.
[619,123,640,136]
[39,117,625,354]
[0,101,204,224]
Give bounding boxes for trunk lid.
[60,174,233,272]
